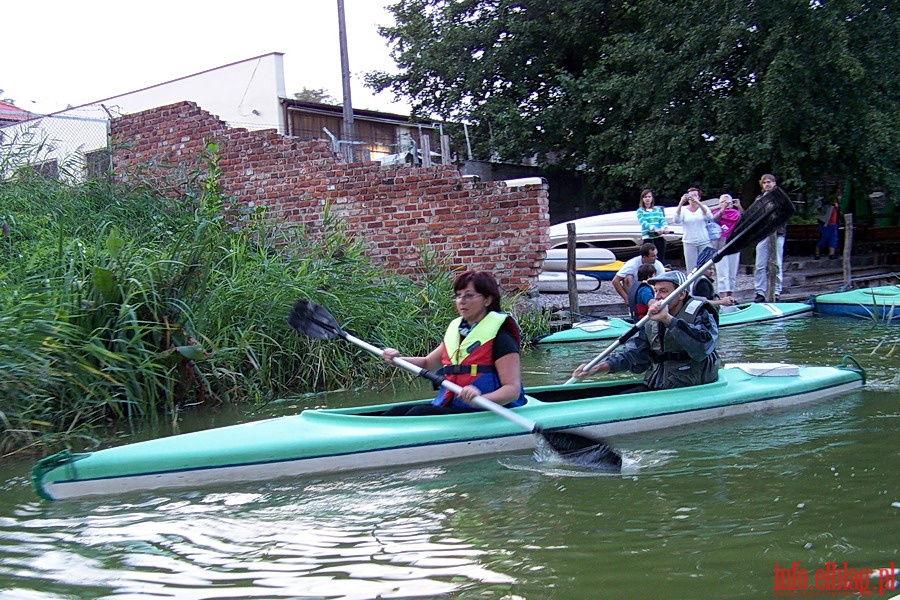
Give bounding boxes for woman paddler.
[381,270,526,416]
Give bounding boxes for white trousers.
[683,241,712,274]
[715,239,740,293]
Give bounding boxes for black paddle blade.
[540,430,623,472]
[288,299,343,340]
[723,186,794,256]
[696,246,717,269]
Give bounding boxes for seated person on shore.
[628,264,657,320]
[691,247,737,312]
[572,270,721,392]
[612,243,666,307]
[381,270,526,416]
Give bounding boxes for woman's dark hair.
[638,189,655,209]
[454,270,502,312]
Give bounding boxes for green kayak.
[32,358,864,501]
[813,285,900,321]
[536,302,814,344]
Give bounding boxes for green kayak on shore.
[32,358,864,501]
[535,302,814,344]
[813,285,900,322]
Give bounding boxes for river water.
[1,316,897,599]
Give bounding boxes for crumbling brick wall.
[112,101,549,291]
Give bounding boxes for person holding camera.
[673,187,713,273]
[711,194,743,297]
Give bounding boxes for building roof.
[282,98,433,126]
[0,100,37,125]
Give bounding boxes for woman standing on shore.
[673,187,713,272]
[711,194,742,297]
[636,189,669,264]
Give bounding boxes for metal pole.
[337,0,355,161]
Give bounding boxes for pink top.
[714,207,741,239]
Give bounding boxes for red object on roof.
[0,100,36,124]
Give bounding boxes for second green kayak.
[536,302,813,344]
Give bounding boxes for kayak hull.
[813,285,900,321]
[536,302,813,344]
[542,248,616,271]
[576,260,626,281]
[536,271,602,293]
[32,361,864,501]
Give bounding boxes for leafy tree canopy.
[369,0,899,205]
[293,87,339,105]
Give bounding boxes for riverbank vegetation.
[0,148,548,455]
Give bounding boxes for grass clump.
[1,143,547,455]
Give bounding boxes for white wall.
[100,53,287,132]
[0,53,287,179]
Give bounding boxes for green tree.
[369,0,899,204]
[293,87,339,105]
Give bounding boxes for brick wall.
[112,101,549,291]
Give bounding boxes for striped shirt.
[636,207,668,238]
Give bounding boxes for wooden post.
[766,233,778,302]
[567,224,580,315]
[842,213,854,286]
[440,134,451,165]
[421,135,433,167]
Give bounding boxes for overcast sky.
[3,0,409,115]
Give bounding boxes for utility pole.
[337,0,355,161]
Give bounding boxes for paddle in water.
[288,299,622,472]
[566,186,795,384]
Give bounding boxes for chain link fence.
[0,104,114,182]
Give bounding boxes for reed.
[1,145,546,454]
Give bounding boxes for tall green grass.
[0,144,547,455]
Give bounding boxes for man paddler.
[572,270,721,392]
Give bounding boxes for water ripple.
[0,471,518,599]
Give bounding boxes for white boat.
[548,200,717,259]
[536,271,602,293]
[542,247,616,271]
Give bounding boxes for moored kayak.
[542,248,617,271]
[536,302,814,344]
[536,271,602,293]
[32,358,864,501]
[813,285,900,322]
[576,260,627,281]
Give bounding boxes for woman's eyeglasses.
[453,293,483,302]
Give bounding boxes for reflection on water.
[2,469,518,599]
[0,316,897,599]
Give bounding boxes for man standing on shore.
[753,174,787,302]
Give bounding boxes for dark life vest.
[642,297,721,389]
